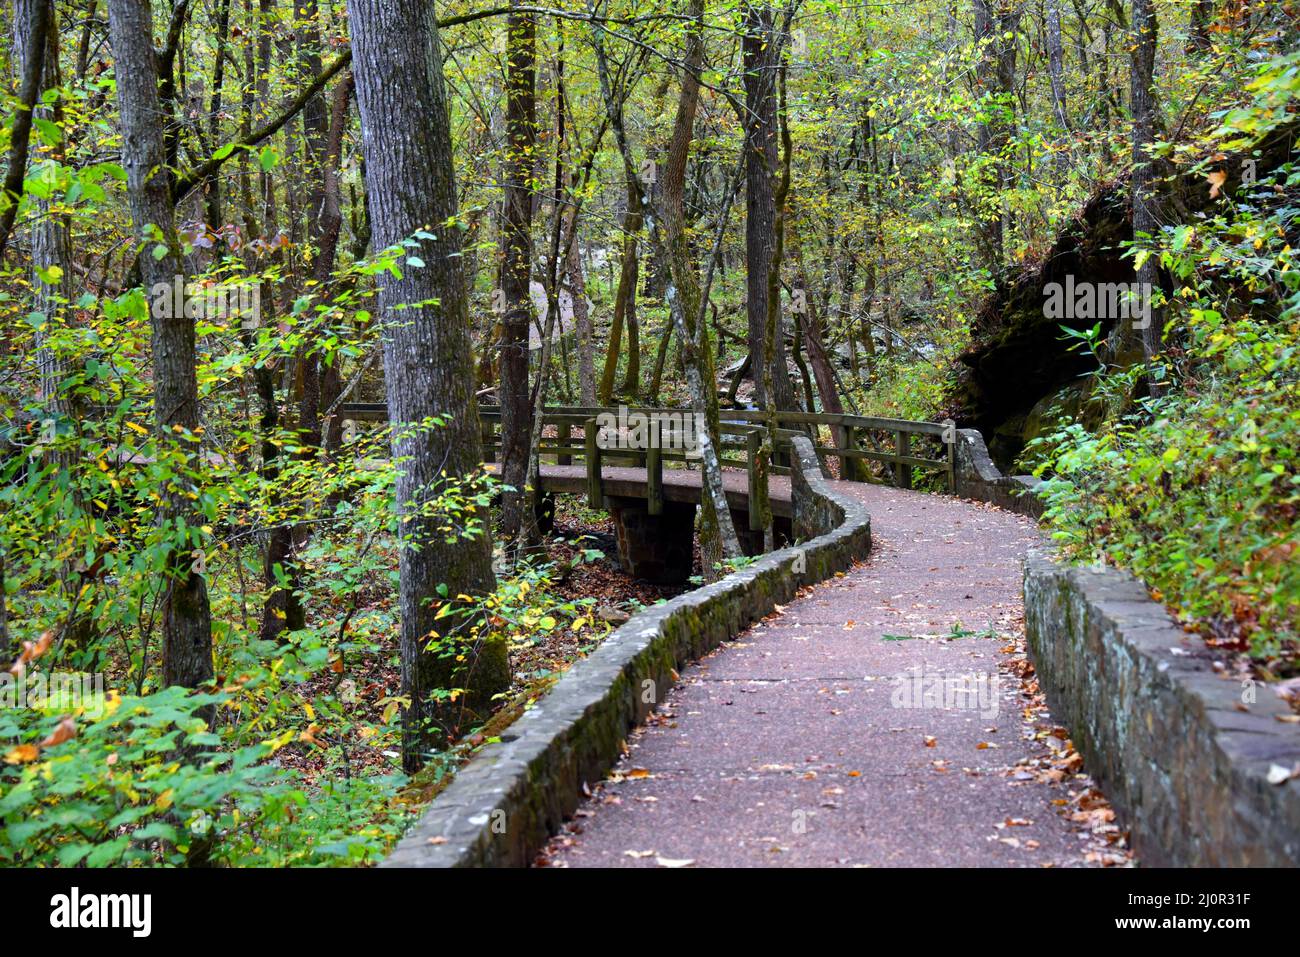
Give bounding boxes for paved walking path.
[538,484,1129,868]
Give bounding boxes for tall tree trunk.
[295,0,329,445]
[315,74,355,456]
[742,2,795,410]
[618,224,641,396]
[790,218,857,478]
[16,0,73,424]
[75,0,96,80]
[255,0,306,641]
[499,0,537,548]
[1045,0,1071,176]
[204,0,232,229]
[599,186,641,403]
[971,0,1020,269]
[1130,0,1163,389]
[658,0,742,574]
[0,0,50,260]
[1189,0,1214,51]
[348,0,499,772]
[106,0,214,690]
[594,44,646,404]
[565,206,596,405]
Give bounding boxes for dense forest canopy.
[0,0,1295,866]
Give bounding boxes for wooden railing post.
[747,427,770,534]
[843,424,857,481]
[585,416,602,508]
[481,418,495,463]
[895,430,912,489]
[646,418,663,515]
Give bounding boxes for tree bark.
[106,0,214,690]
[565,206,596,405]
[498,1,538,550]
[1045,0,1071,176]
[790,218,857,478]
[971,0,1021,269]
[1189,0,1213,51]
[592,38,646,404]
[657,0,742,574]
[347,0,498,771]
[15,0,73,424]
[743,2,795,410]
[0,0,50,260]
[1130,0,1163,389]
[599,187,641,403]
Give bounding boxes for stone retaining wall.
[383,435,872,867]
[1024,550,1300,866]
[953,428,1044,518]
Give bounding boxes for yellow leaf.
[3,744,40,764]
[125,420,150,435]
[155,788,175,811]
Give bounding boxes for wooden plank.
[810,446,946,470]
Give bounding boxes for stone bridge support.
[607,497,794,583]
[607,496,696,585]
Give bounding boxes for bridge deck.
[492,463,797,518]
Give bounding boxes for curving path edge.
[540,484,1125,867]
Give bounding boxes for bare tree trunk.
[106,0,214,690]
[203,0,232,228]
[565,207,596,405]
[16,0,73,424]
[743,2,795,410]
[619,224,641,396]
[0,0,50,259]
[594,46,646,404]
[790,218,857,477]
[1130,0,1163,391]
[348,0,501,771]
[75,0,96,79]
[254,0,306,642]
[499,0,537,549]
[316,74,355,456]
[971,0,1021,269]
[1189,0,1213,51]
[295,0,329,446]
[658,0,741,574]
[599,189,641,403]
[1046,0,1071,176]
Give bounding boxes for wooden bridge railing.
[339,403,955,510]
